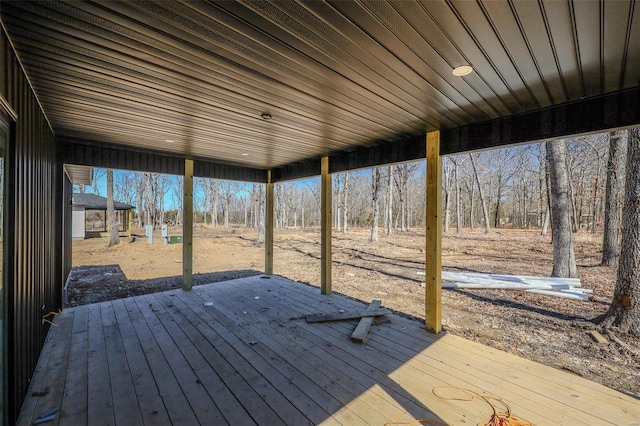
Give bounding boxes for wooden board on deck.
[351,300,382,343]
[305,308,390,323]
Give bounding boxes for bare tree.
[370,168,381,242]
[546,140,578,278]
[598,127,640,335]
[469,153,491,233]
[92,168,106,196]
[394,163,417,231]
[442,158,454,233]
[601,131,624,266]
[256,184,265,243]
[106,168,119,247]
[171,176,184,226]
[385,166,393,235]
[343,172,349,233]
[451,157,463,234]
[114,171,136,207]
[220,181,234,227]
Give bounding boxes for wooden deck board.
[18,275,640,426]
[112,297,173,425]
[101,302,144,426]
[159,291,328,422]
[59,304,89,424]
[282,279,638,422]
[86,303,115,426]
[124,298,197,424]
[206,280,443,425]
[274,278,629,424]
[16,310,73,426]
[186,283,398,425]
[218,278,469,424]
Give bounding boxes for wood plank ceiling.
[1,0,639,170]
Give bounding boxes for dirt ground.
[69,225,640,400]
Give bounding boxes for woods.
[86,132,627,239]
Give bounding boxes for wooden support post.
[265,170,274,275]
[183,158,194,291]
[321,156,332,295]
[127,210,132,237]
[425,131,442,333]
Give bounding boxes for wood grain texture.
[425,131,442,333]
[183,158,193,290]
[265,170,274,275]
[321,156,332,295]
[351,300,382,343]
[17,276,640,426]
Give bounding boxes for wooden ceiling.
[1,0,639,171]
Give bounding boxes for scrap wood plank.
[351,300,382,343]
[588,330,608,344]
[305,308,390,323]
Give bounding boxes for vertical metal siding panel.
[3,35,60,422]
[117,149,125,170]
[0,35,5,98]
[110,148,117,170]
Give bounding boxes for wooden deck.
[18,275,640,425]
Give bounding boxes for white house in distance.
[72,192,135,239]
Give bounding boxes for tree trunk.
[546,140,578,278]
[493,176,502,228]
[469,180,475,229]
[590,159,600,233]
[370,168,381,242]
[343,172,349,233]
[386,166,393,236]
[541,155,552,236]
[443,160,452,234]
[257,185,265,243]
[469,153,491,233]
[454,159,462,234]
[106,168,119,247]
[335,175,341,231]
[598,128,640,335]
[541,204,550,236]
[601,131,623,266]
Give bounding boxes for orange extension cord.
[384,386,534,426]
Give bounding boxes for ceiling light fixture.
[452,65,473,76]
[165,139,175,143]
[261,112,272,120]
[241,153,249,156]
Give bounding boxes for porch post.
[321,156,332,295]
[425,131,442,333]
[265,170,274,275]
[183,158,194,290]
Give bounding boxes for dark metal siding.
[441,87,640,155]
[271,134,426,183]
[1,29,62,424]
[61,140,268,183]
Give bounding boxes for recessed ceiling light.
[452,65,473,77]
[261,112,272,120]
[241,153,249,156]
[165,139,175,143]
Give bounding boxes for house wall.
[72,207,85,240]
[0,27,64,423]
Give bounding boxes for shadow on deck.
[19,275,640,425]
